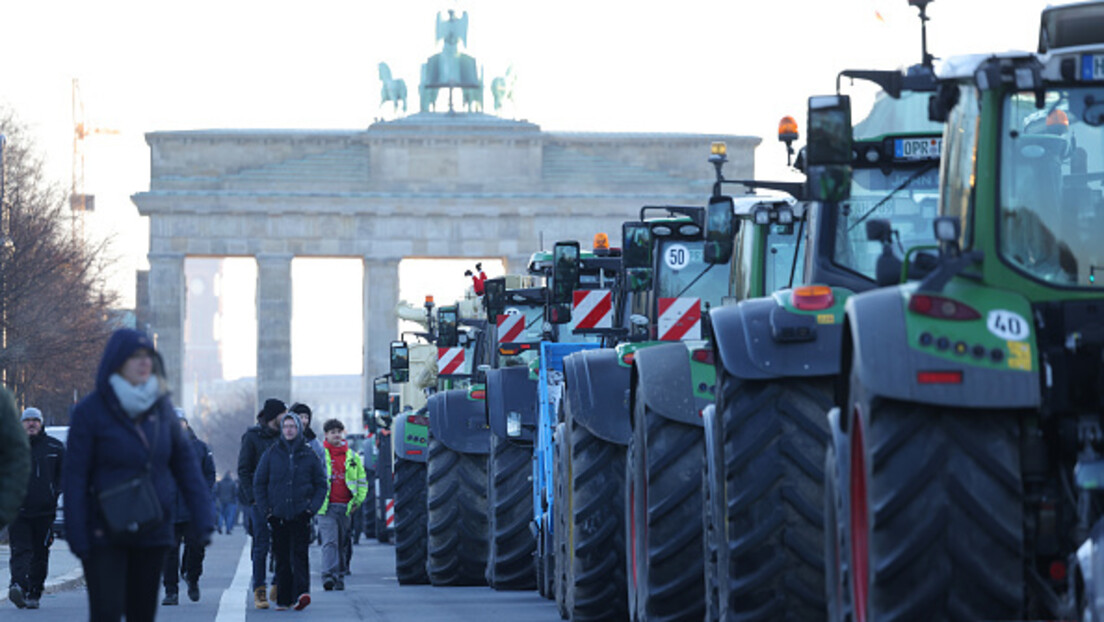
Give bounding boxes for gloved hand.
[464,270,473,277]
[266,514,281,527]
[297,511,312,523]
[475,262,482,272]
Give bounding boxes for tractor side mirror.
[704,195,737,265]
[622,221,654,292]
[483,278,506,322]
[373,377,390,412]
[437,306,459,348]
[806,94,853,203]
[389,341,410,383]
[552,241,580,304]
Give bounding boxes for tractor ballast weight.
[485,366,538,443]
[630,342,709,428]
[561,348,631,445]
[711,292,848,380]
[842,286,1041,409]
[427,388,489,455]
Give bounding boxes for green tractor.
[827,2,1104,619]
[549,181,803,620]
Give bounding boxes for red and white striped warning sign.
[437,347,466,375]
[658,297,702,341]
[572,290,613,331]
[385,498,395,529]
[497,313,525,343]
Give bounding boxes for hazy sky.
[0,0,1052,379]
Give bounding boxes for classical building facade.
[132,113,758,408]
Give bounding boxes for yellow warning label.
[817,314,835,325]
[1007,341,1033,371]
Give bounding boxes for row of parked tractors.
[362,2,1104,619]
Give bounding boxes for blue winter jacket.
[253,414,326,521]
[62,329,215,558]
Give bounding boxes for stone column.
[147,252,186,401]
[363,257,400,404]
[256,253,293,409]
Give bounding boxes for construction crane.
[71,78,118,244]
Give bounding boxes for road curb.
[0,567,85,604]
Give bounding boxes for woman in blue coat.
[254,412,326,611]
[63,329,214,622]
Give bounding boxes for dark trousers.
[8,514,53,598]
[82,545,167,622]
[270,515,311,607]
[249,505,271,589]
[162,522,205,593]
[219,503,237,533]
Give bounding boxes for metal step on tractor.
[826,1,1104,619]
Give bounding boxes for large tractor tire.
[703,406,724,622]
[426,438,489,586]
[553,422,570,618]
[485,434,536,591]
[394,458,430,585]
[716,373,832,620]
[626,383,706,622]
[569,409,629,621]
[846,370,1024,620]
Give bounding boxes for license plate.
[1082,54,1104,80]
[894,137,942,161]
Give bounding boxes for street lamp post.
[0,135,10,389]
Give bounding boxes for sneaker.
[322,577,334,591]
[253,586,269,610]
[293,593,310,611]
[25,599,39,609]
[335,578,345,591]
[187,580,200,602]
[162,592,179,606]
[9,585,26,609]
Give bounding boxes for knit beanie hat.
[259,398,286,423]
[21,407,43,422]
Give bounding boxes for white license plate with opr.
[894,137,942,161]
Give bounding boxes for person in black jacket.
[62,329,214,622]
[213,472,238,535]
[237,398,284,609]
[161,409,215,606]
[254,413,325,611]
[7,407,64,609]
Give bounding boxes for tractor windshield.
[835,164,940,280]
[765,223,805,292]
[999,87,1104,287]
[656,239,729,307]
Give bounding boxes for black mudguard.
[631,342,704,428]
[428,389,490,455]
[393,412,429,464]
[486,366,538,444]
[846,287,1041,409]
[562,348,631,445]
[710,298,845,380]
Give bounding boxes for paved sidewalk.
[0,534,85,603]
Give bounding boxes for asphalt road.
[5,530,561,621]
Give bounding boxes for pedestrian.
[62,328,214,622]
[253,413,325,611]
[317,419,367,591]
[290,403,325,466]
[237,397,285,609]
[0,386,31,533]
[7,407,65,609]
[161,409,215,606]
[214,472,238,535]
